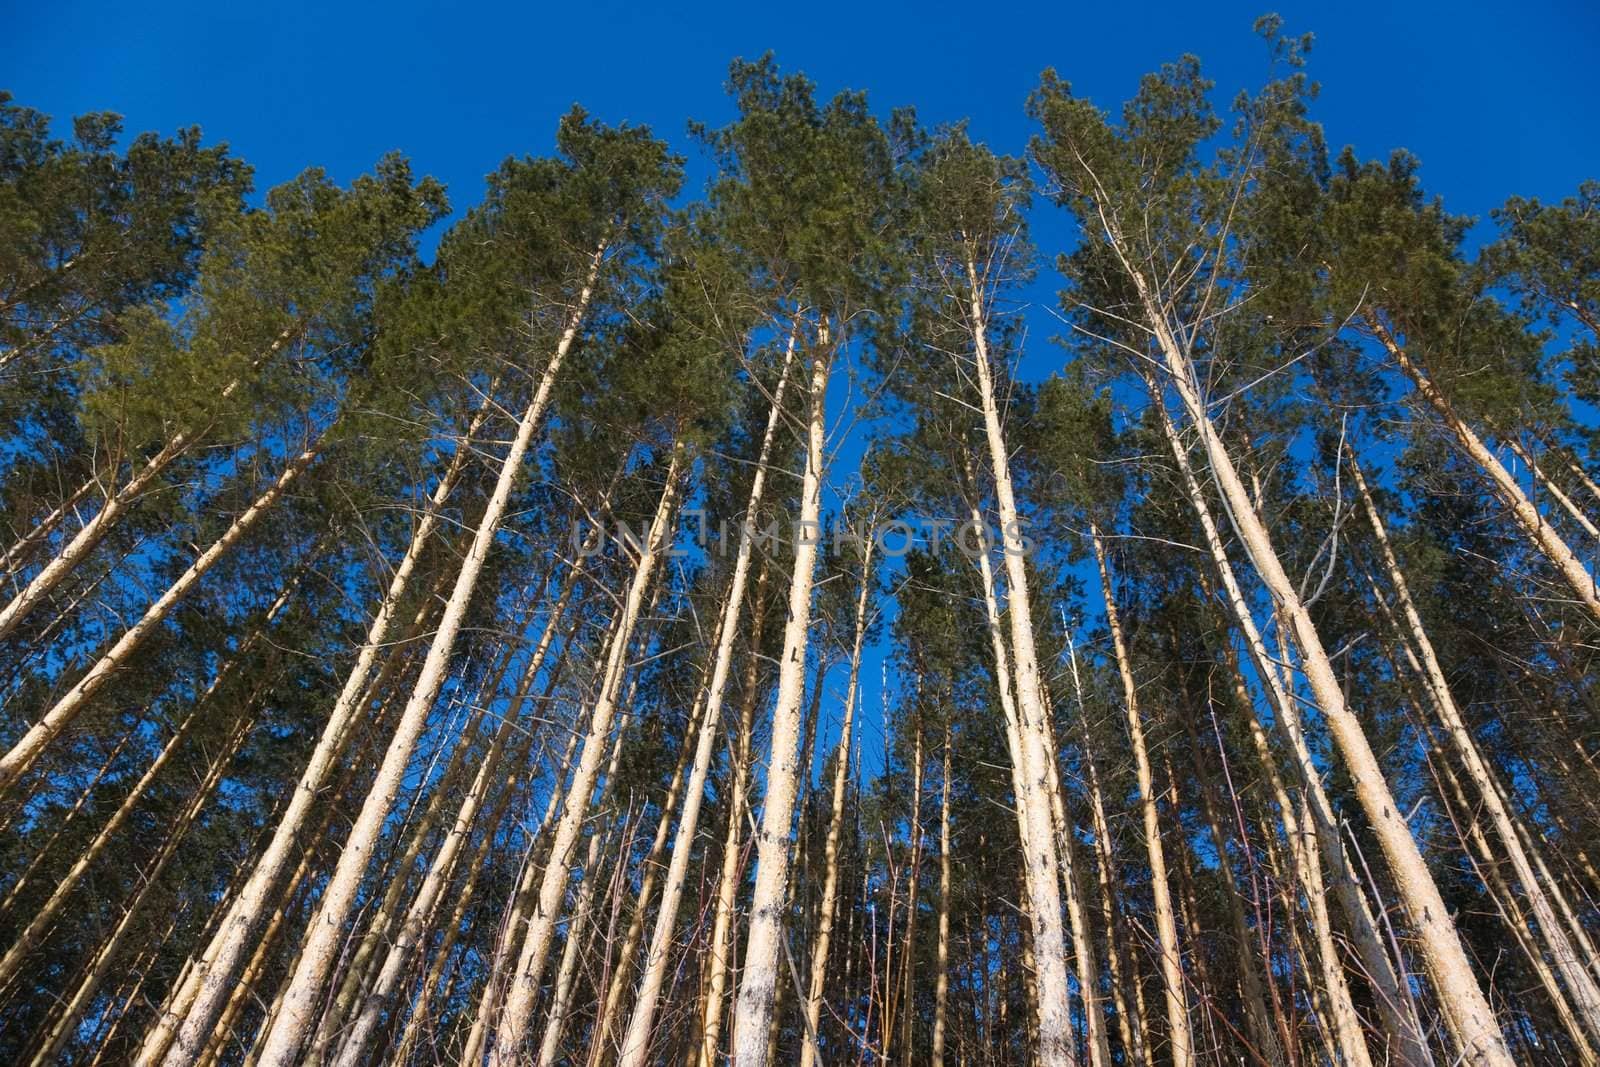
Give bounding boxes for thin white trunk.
[590,702,700,1059]
[1431,718,1599,1067]
[251,253,604,1067]
[326,580,573,1067]
[1353,452,1600,1044]
[487,446,683,1064]
[1371,315,1600,621]
[729,331,831,1067]
[142,370,507,1067]
[1078,686,1147,1067]
[931,721,952,1067]
[0,326,293,646]
[0,564,297,942]
[318,565,575,1059]
[614,330,798,1067]
[29,708,255,1066]
[536,816,616,1067]
[0,472,98,578]
[963,258,1078,1067]
[0,435,322,791]
[0,656,244,989]
[1100,214,1511,1063]
[1505,436,1600,540]
[697,561,771,1067]
[1091,528,1193,1067]
[1150,390,1423,1065]
[0,423,189,645]
[797,540,874,1067]
[458,704,588,1067]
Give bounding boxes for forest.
[1,18,1598,1067]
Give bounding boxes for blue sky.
[9,0,1598,225]
[8,0,1599,776]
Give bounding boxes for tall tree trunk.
[1504,435,1600,540]
[413,625,583,1059]
[591,702,701,1060]
[309,666,499,1064]
[0,406,202,645]
[1149,379,1426,1066]
[28,703,258,1066]
[0,470,98,578]
[613,330,799,1067]
[1368,314,1600,621]
[1184,712,1285,1067]
[1067,639,1147,1067]
[931,720,953,1067]
[1093,210,1510,1061]
[488,443,683,1065]
[537,790,629,1067]
[0,565,300,986]
[1351,448,1600,1043]
[797,539,874,1067]
[537,716,636,1067]
[899,721,924,1067]
[1090,527,1193,1067]
[0,327,295,646]
[321,563,579,1062]
[139,380,493,1067]
[0,433,324,792]
[458,695,590,1067]
[326,569,581,1067]
[228,260,601,1067]
[962,257,1079,1067]
[1041,682,1112,1067]
[253,274,603,1066]
[698,561,771,1067]
[1212,624,1374,1067]
[729,328,832,1067]
[1428,721,1599,1066]
[0,721,136,917]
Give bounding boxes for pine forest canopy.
[2,19,1600,1067]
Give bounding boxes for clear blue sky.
[8,0,1599,775]
[8,0,1598,226]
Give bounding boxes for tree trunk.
[1148,375,1428,1067]
[899,721,924,1067]
[728,329,832,1067]
[537,805,626,1067]
[698,561,771,1067]
[0,327,294,646]
[590,702,701,1060]
[1091,527,1193,1067]
[28,703,258,1066]
[797,539,874,1067]
[931,720,953,1067]
[0,565,299,980]
[1369,314,1599,622]
[963,257,1078,1067]
[612,331,799,1067]
[1351,448,1600,1045]
[1212,624,1375,1067]
[140,376,494,1067]
[326,569,580,1067]
[0,471,98,578]
[458,698,589,1067]
[237,249,605,1067]
[1106,224,1511,1062]
[1067,638,1147,1067]
[1184,712,1285,1067]
[488,443,683,1065]
[0,433,323,792]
